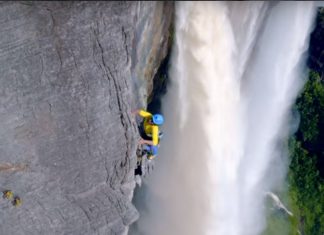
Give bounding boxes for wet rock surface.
[131,2,174,108]
[0,2,173,234]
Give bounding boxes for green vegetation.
[263,199,292,235]
[287,7,324,235]
[264,8,324,235]
[288,70,324,235]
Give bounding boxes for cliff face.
[0,2,173,235]
[131,2,174,108]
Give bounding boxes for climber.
[132,109,164,149]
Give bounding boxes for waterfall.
[130,2,316,235]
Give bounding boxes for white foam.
[131,2,316,235]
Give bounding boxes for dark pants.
[138,121,151,141]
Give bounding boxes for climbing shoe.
[12,196,22,207]
[3,190,13,200]
[147,155,155,160]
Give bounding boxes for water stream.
[130,2,316,235]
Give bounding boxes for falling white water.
[130,2,316,235]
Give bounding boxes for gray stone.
[131,2,174,108]
[0,2,173,234]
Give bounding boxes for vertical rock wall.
[131,2,174,108]
[0,2,173,234]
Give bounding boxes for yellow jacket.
[139,110,159,146]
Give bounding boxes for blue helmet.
[152,114,164,125]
